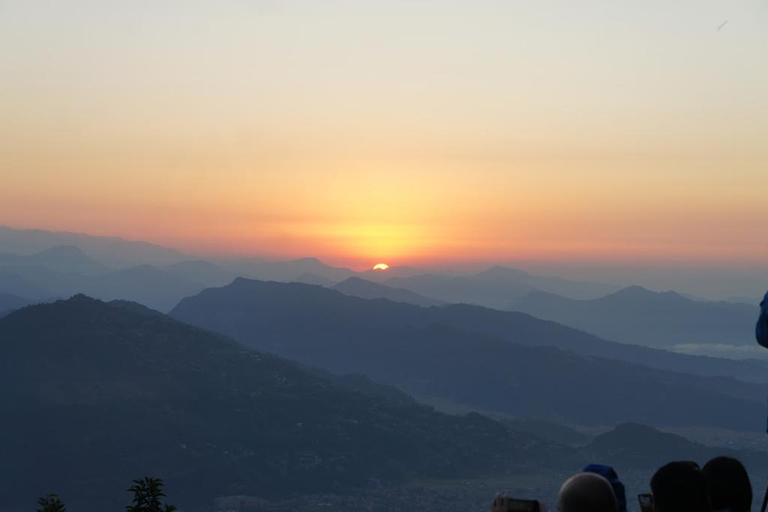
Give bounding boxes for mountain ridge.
[0,295,563,511]
[510,285,759,348]
[170,279,765,431]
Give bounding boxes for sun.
[372,263,390,271]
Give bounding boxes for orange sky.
[1,1,767,269]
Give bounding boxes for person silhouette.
[756,291,768,434]
[757,291,768,349]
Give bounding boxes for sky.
[1,0,767,269]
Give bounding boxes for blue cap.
[583,463,627,512]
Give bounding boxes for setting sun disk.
[372,263,390,271]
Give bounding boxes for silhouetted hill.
[384,267,620,309]
[334,277,446,307]
[0,225,187,267]
[0,296,560,512]
[170,279,764,431]
[585,423,768,472]
[510,286,758,348]
[107,299,166,318]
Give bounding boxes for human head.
[558,472,618,512]
[651,461,710,512]
[583,464,627,512]
[702,457,752,512]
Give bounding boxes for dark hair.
[703,457,752,512]
[651,461,710,512]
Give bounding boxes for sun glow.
[372,263,390,271]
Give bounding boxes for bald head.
[558,473,619,512]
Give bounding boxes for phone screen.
[638,493,654,512]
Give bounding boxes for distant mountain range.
[170,279,765,431]
[0,226,761,352]
[0,296,562,512]
[383,266,622,308]
[510,285,759,348]
[218,256,355,284]
[0,245,109,275]
[333,277,446,307]
[428,303,768,383]
[0,225,187,267]
[0,258,206,311]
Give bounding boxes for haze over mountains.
[0,225,186,267]
[2,225,768,511]
[510,286,759,350]
[0,297,563,511]
[333,277,446,307]
[0,225,760,347]
[383,266,622,307]
[6,295,765,511]
[171,279,765,432]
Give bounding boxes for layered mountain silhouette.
[0,225,186,267]
[220,256,354,283]
[0,264,204,311]
[0,296,562,512]
[384,266,621,308]
[170,279,765,431]
[585,422,768,473]
[333,277,446,307]
[423,303,768,383]
[0,245,108,275]
[162,260,241,288]
[510,286,759,348]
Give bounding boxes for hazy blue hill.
[295,272,337,287]
[384,272,531,309]
[334,277,446,307]
[170,279,764,431]
[0,264,207,312]
[221,256,354,284]
[0,296,560,512]
[0,245,108,275]
[475,266,621,299]
[0,225,187,267]
[162,259,240,287]
[0,270,53,299]
[504,419,592,447]
[81,265,209,311]
[384,267,620,309]
[426,304,768,383]
[359,265,427,280]
[584,423,768,472]
[510,286,759,348]
[0,293,35,318]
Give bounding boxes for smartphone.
[507,499,541,512]
[638,493,654,512]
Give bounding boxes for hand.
[491,495,513,512]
